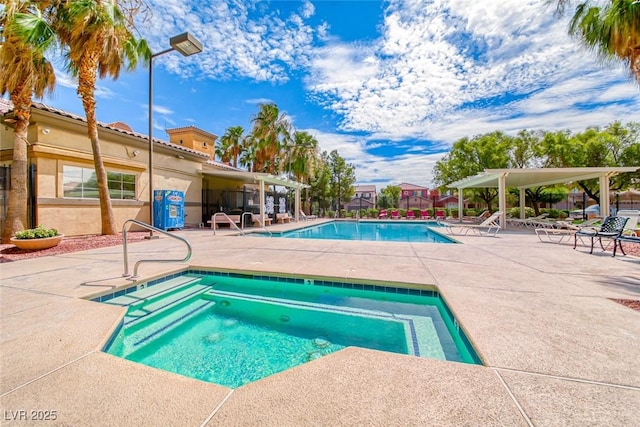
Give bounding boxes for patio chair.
[612,233,640,257]
[441,211,503,237]
[391,210,400,220]
[378,209,388,219]
[435,210,446,220]
[406,210,416,220]
[573,215,628,254]
[276,212,291,224]
[420,209,431,220]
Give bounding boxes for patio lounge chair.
[298,210,317,221]
[508,213,548,228]
[535,218,601,244]
[406,210,416,220]
[617,210,640,236]
[573,215,628,254]
[420,209,431,219]
[435,210,446,220]
[462,210,490,223]
[441,211,503,237]
[391,210,400,220]
[378,209,388,219]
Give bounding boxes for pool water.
[267,220,454,243]
[101,271,479,388]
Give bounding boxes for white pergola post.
[519,188,526,219]
[498,173,507,227]
[599,175,610,217]
[458,188,464,220]
[259,179,265,225]
[295,187,301,221]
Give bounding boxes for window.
[63,166,136,200]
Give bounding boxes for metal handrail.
[211,212,245,236]
[122,219,192,279]
[245,212,272,236]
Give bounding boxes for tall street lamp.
[148,32,203,238]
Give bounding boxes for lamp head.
[170,32,203,56]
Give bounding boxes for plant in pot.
[10,225,64,251]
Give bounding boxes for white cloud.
[143,0,318,83]
[305,0,640,145]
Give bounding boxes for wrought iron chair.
[573,216,629,254]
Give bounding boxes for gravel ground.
[2,231,638,312]
[0,232,149,263]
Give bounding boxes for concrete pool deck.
[1,221,639,425]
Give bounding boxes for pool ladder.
[122,219,192,280]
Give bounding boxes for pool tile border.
[93,268,481,364]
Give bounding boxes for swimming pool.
[264,220,454,243]
[99,270,480,388]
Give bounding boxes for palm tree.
[214,135,232,164]
[558,0,640,82]
[288,131,319,213]
[219,126,245,168]
[239,134,257,172]
[250,103,291,174]
[52,0,149,235]
[0,1,56,243]
[288,131,318,181]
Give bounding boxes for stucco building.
[0,100,302,236]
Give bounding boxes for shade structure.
[448,167,639,226]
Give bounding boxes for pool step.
[125,281,212,328]
[104,274,203,308]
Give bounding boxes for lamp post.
[147,32,203,238]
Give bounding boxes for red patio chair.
[378,209,387,219]
[391,210,400,220]
[406,210,416,220]
[420,209,431,219]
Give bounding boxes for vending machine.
[153,190,185,230]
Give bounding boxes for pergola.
[200,169,309,223]
[448,167,639,227]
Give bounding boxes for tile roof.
[1,99,209,159]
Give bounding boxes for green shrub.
[507,206,535,218]
[14,225,59,240]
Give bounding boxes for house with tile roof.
[398,182,437,210]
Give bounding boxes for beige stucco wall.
[2,109,208,236]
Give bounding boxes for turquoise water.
[102,271,479,388]
[267,220,454,243]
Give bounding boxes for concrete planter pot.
[10,234,64,251]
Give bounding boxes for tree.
[0,1,56,243]
[250,103,291,174]
[433,132,513,211]
[217,126,245,167]
[567,0,640,83]
[327,150,356,216]
[379,185,401,209]
[52,0,149,235]
[553,0,640,83]
[288,131,319,213]
[309,151,332,215]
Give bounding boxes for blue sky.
[39,0,640,188]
